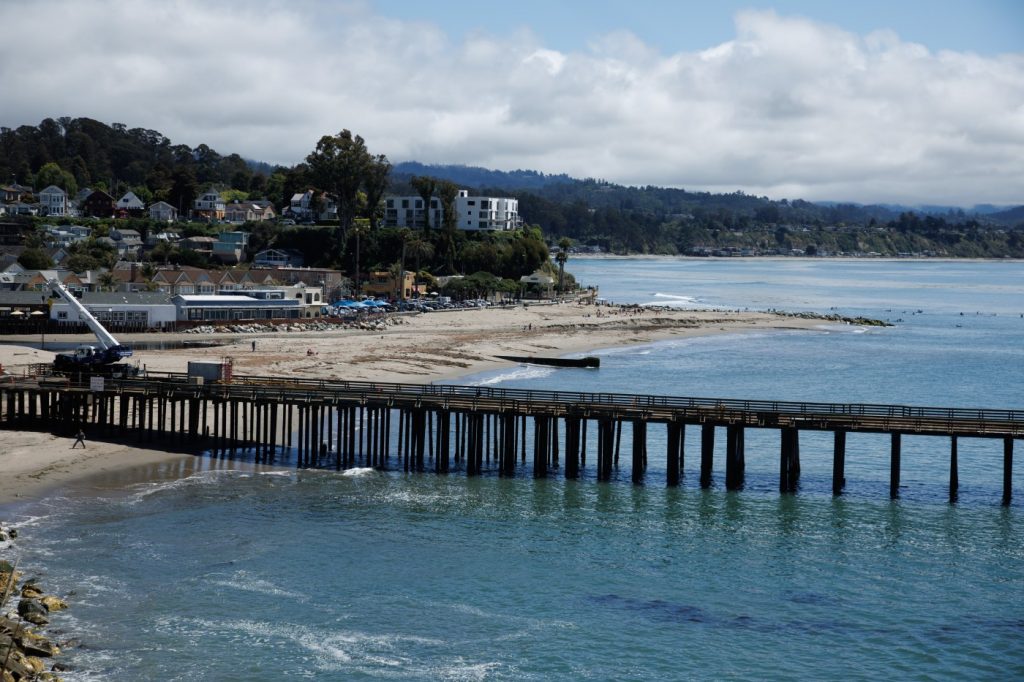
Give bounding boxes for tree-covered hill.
[2,117,1021,258]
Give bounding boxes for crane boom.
[46,279,133,367]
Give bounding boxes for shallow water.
[4,259,1023,680]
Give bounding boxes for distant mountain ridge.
[391,162,576,191]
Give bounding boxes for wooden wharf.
[2,373,1021,505]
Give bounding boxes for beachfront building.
[47,290,177,331]
[363,270,417,301]
[172,292,303,323]
[383,190,520,232]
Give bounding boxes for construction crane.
[46,279,136,375]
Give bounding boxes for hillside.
[2,117,1021,258]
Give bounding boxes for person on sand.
[71,429,86,449]
[251,340,256,352]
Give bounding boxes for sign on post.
[90,376,105,392]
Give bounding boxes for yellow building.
[362,270,418,300]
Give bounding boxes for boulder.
[40,596,68,613]
[17,598,49,625]
[20,577,43,593]
[18,629,60,657]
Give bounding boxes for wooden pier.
[2,373,1020,504]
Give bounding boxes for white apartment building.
[384,190,519,231]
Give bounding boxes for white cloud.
[1,2,1022,205]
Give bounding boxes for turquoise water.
[4,259,1024,680]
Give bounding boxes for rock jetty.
[1,523,67,682]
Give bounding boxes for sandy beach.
[0,302,829,505]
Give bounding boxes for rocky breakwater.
[779,311,892,327]
[183,317,405,335]
[1,523,68,682]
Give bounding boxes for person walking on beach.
[71,429,86,449]
[251,340,257,352]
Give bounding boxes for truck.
[46,279,137,376]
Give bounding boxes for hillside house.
[148,200,179,222]
[38,185,69,216]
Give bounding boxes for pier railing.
[92,372,1023,438]
[3,372,1019,504]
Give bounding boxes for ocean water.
[4,259,1024,680]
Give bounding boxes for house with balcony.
[212,230,249,264]
[38,185,69,217]
[109,228,143,257]
[253,248,304,268]
[289,190,336,222]
[192,190,226,221]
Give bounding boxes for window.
[401,199,409,208]
[467,200,475,206]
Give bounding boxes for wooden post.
[780,427,800,493]
[949,436,958,504]
[666,421,681,487]
[534,415,549,478]
[890,433,901,500]
[725,424,744,490]
[564,416,580,479]
[700,424,714,488]
[832,430,846,496]
[632,420,645,485]
[1003,437,1013,507]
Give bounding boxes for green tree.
[363,154,391,230]
[168,167,198,215]
[410,176,437,235]
[556,237,571,295]
[405,237,434,294]
[306,130,370,239]
[98,271,118,291]
[437,180,460,273]
[350,219,370,294]
[34,161,78,196]
[18,247,53,270]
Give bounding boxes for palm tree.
[556,237,571,296]
[98,271,118,292]
[397,228,412,300]
[351,221,370,296]
[405,238,434,297]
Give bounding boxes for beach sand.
[0,302,826,505]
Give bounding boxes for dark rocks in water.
[591,593,709,624]
[17,598,49,626]
[17,629,60,657]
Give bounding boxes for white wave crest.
[211,570,307,600]
[468,364,556,386]
[341,467,379,478]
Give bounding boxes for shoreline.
[0,303,834,507]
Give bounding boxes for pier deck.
[2,373,1020,504]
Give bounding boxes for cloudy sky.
[2,0,1022,205]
